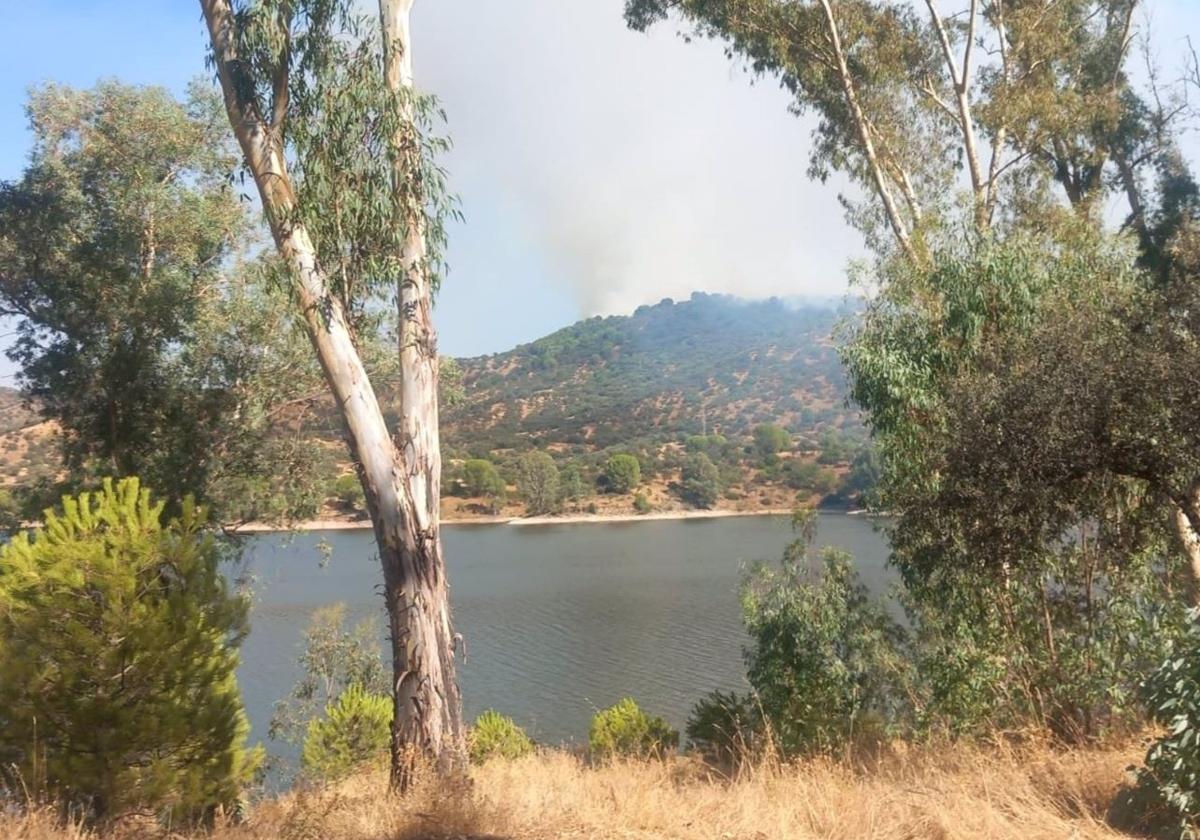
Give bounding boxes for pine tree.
[0,478,260,822]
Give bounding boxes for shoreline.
[230,505,870,535]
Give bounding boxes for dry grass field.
[0,737,1165,840]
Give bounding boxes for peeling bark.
[378,0,466,787]
[1173,487,1200,606]
[199,0,464,786]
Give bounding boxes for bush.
[633,492,652,514]
[0,478,260,822]
[742,544,909,756]
[686,691,761,766]
[333,472,365,510]
[515,451,560,515]
[301,684,392,780]
[461,458,505,499]
[680,452,721,509]
[270,603,388,744]
[589,698,678,759]
[753,424,791,460]
[469,710,535,763]
[604,453,641,494]
[1138,610,1200,835]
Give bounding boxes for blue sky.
[2,1,1199,369]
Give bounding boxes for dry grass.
[0,738,1153,840]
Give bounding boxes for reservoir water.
[237,513,891,765]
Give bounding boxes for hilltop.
[444,292,855,452]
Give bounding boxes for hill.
[435,293,873,520]
[0,294,875,520]
[444,292,856,453]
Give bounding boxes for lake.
[237,512,891,766]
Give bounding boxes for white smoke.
[411,0,864,317]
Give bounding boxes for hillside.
[444,292,856,453]
[0,294,874,520]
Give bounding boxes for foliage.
[559,464,587,505]
[1138,609,1200,836]
[603,453,642,494]
[742,543,910,755]
[0,82,332,524]
[0,478,260,821]
[842,229,1198,739]
[753,424,790,461]
[588,698,679,760]
[301,684,392,781]
[227,0,456,316]
[685,690,762,766]
[625,0,1177,261]
[468,710,535,764]
[516,451,560,515]
[333,473,365,511]
[783,460,837,496]
[443,294,854,455]
[270,603,387,745]
[460,459,505,500]
[633,492,652,514]
[679,452,721,509]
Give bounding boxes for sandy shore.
[230,506,802,534]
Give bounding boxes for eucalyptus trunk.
[199,0,464,788]
[1174,485,1200,607]
[377,0,466,786]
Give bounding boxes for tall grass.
[0,737,1150,840]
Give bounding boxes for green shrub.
[461,458,505,499]
[686,691,761,766]
[604,453,641,494]
[301,684,392,780]
[333,472,365,510]
[633,492,652,514]
[516,451,560,515]
[742,545,909,756]
[1138,610,1200,835]
[680,452,721,509]
[0,478,260,822]
[469,710,535,763]
[588,698,678,759]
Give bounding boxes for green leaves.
[0,478,260,822]
[468,710,535,764]
[230,0,457,324]
[1140,609,1200,835]
[741,544,908,755]
[588,698,679,760]
[301,684,392,780]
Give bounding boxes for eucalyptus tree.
[625,0,1177,259]
[0,81,327,523]
[198,0,465,781]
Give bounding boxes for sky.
[1,1,1200,365]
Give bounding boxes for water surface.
[237,513,891,762]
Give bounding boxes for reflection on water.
[237,513,891,765]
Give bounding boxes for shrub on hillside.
[603,453,641,494]
[680,453,721,509]
[633,492,651,514]
[469,710,535,763]
[589,698,678,759]
[0,478,260,822]
[302,684,392,780]
[460,458,506,499]
[686,691,762,766]
[333,472,365,511]
[516,451,560,515]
